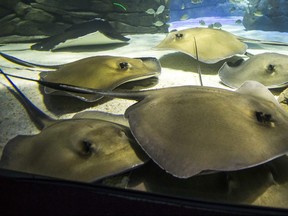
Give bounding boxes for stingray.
[219,52,288,89]
[0,52,161,102]
[155,27,248,64]
[6,68,288,179]
[0,69,148,183]
[31,18,130,51]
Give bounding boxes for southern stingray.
[0,69,148,182]
[155,27,288,65]
[5,69,288,179]
[155,27,248,64]
[219,52,288,89]
[31,18,130,51]
[0,52,161,102]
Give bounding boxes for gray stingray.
[31,18,130,51]
[0,69,148,183]
[155,27,247,64]
[219,52,288,89]
[0,52,161,102]
[7,70,288,179]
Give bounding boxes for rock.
[243,0,288,32]
[0,0,20,10]
[0,0,170,38]
[0,7,12,18]
[14,2,31,16]
[0,15,20,36]
[16,20,68,36]
[35,0,92,11]
[24,7,55,23]
[107,13,155,27]
[110,20,168,34]
[0,35,47,43]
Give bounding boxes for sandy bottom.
[0,16,288,208]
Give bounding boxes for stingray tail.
[0,52,58,69]
[1,71,147,101]
[0,68,55,130]
[237,36,288,47]
[193,37,203,86]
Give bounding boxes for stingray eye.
[175,33,183,39]
[119,62,129,70]
[266,64,276,74]
[81,140,95,156]
[255,111,274,127]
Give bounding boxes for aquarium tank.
[0,0,288,214]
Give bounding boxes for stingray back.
[126,87,288,178]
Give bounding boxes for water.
[0,0,288,211]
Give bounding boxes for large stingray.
[31,18,130,51]
[155,27,248,64]
[6,69,288,179]
[0,52,161,102]
[219,52,288,89]
[0,69,148,182]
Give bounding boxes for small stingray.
[31,18,130,51]
[0,69,148,182]
[155,27,247,64]
[0,53,161,102]
[7,71,288,178]
[219,52,288,89]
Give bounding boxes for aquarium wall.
[243,0,288,32]
[170,0,288,32]
[169,0,245,21]
[0,0,170,43]
[1,0,288,44]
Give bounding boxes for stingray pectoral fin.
[218,62,243,89]
[236,81,282,107]
[73,111,129,127]
[0,135,33,168]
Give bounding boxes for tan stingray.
[155,27,247,64]
[219,52,288,89]
[0,70,148,182]
[0,52,161,102]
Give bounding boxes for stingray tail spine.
[193,37,203,86]
[0,68,55,130]
[2,71,148,101]
[0,52,58,69]
[237,36,288,47]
